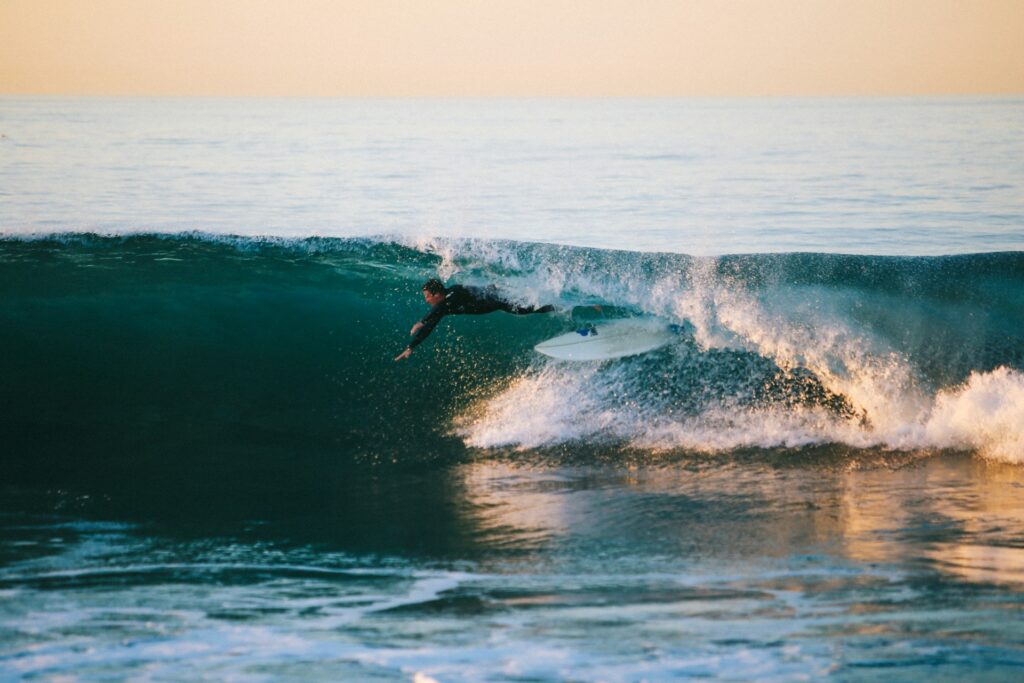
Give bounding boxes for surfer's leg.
[501,302,555,315]
[473,291,554,315]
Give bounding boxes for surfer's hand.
[410,322,423,336]
[394,348,412,361]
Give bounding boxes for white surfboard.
[534,318,676,361]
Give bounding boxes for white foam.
[921,367,1024,463]
[455,364,607,450]
[457,361,1024,463]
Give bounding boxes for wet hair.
[422,278,446,295]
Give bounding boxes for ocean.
[2,97,1024,681]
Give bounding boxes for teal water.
[2,98,1024,681]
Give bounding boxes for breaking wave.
[2,233,1023,473]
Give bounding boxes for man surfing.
[395,279,555,360]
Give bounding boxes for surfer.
[395,279,554,360]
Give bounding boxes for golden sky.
[1,0,1022,96]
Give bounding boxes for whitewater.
[2,97,1024,682]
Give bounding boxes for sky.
[1,0,1022,96]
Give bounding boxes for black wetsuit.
[407,285,554,350]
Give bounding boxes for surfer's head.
[422,278,446,305]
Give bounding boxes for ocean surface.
[2,97,1024,681]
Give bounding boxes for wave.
[2,233,1023,474]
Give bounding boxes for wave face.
[2,234,1024,481]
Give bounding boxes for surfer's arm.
[395,305,446,360]
[408,309,443,349]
